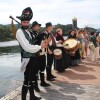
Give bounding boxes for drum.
[62,38,78,56]
[53,49,62,59]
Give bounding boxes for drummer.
[68,30,81,66]
[54,28,71,72]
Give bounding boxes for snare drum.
[53,49,62,59]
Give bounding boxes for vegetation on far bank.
[0,24,97,42]
[0,45,20,54]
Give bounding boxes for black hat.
[16,7,33,21]
[32,21,41,27]
[46,22,52,28]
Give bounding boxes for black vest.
[20,28,39,58]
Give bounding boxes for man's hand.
[44,37,51,46]
[58,40,62,44]
[48,49,53,54]
[41,42,46,49]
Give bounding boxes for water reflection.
[0,45,20,55]
[0,45,23,98]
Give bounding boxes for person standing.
[81,30,86,59]
[31,21,51,88]
[89,32,99,62]
[55,28,71,72]
[16,7,46,100]
[84,31,89,58]
[42,22,62,81]
[68,30,81,66]
[77,30,83,58]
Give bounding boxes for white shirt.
[16,29,41,53]
[49,36,59,46]
[99,33,100,36]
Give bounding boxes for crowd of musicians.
[15,7,100,100]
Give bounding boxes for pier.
[0,56,100,100]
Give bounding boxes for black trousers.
[39,55,46,72]
[38,55,46,83]
[54,47,65,72]
[46,53,54,78]
[54,47,71,72]
[22,57,39,100]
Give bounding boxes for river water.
[0,40,23,98]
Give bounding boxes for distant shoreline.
[0,39,15,42]
[0,40,19,47]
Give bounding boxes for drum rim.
[62,38,78,51]
[53,49,62,56]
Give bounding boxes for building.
[72,17,77,29]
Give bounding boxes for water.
[0,41,23,98]
[0,40,19,47]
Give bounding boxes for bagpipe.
[9,15,50,46]
[9,16,19,38]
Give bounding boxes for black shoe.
[34,87,41,92]
[47,77,55,81]
[40,82,51,87]
[33,96,42,100]
[51,75,57,78]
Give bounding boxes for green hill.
[0,24,98,42]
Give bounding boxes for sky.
[0,0,100,28]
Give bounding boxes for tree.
[85,27,96,33]
[52,24,73,36]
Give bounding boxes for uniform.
[16,7,41,100]
[31,26,51,88]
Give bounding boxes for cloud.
[0,0,100,28]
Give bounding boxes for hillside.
[0,24,98,42]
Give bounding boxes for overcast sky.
[0,0,100,28]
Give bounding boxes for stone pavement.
[1,56,100,100]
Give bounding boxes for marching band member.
[43,22,56,81]
[68,30,81,66]
[16,7,45,100]
[31,21,51,88]
[41,22,62,81]
[55,28,71,72]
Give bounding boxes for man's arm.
[16,29,41,53]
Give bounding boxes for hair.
[45,22,52,28]
[91,31,95,35]
[68,30,74,35]
[56,28,62,33]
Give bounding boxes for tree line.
[0,24,97,42]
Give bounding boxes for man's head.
[56,28,63,36]
[16,7,33,29]
[21,21,30,29]
[32,21,41,31]
[45,22,53,33]
[69,30,75,36]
